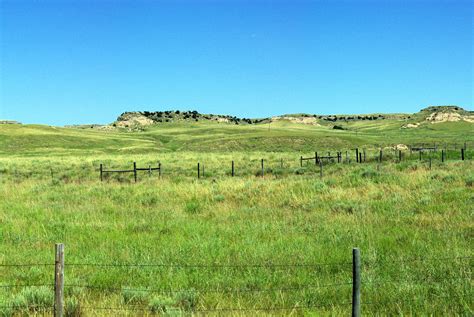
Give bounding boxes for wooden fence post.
[54,243,64,317]
[399,150,402,163]
[352,248,361,317]
[337,152,341,163]
[261,159,264,177]
[356,148,359,163]
[100,164,103,182]
[300,156,303,167]
[359,152,362,164]
[197,163,200,179]
[315,152,318,165]
[133,162,137,183]
[441,150,444,163]
[232,160,235,177]
[158,162,161,178]
[461,148,465,161]
[379,150,383,163]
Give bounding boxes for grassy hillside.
[1,117,473,156]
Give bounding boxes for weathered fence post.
[461,148,465,161]
[352,248,361,317]
[100,164,103,182]
[379,150,383,162]
[337,152,341,163]
[399,150,402,163]
[197,163,200,179]
[133,162,137,183]
[54,243,64,317]
[356,148,359,163]
[261,159,264,177]
[315,152,318,165]
[359,152,362,164]
[300,156,303,167]
[231,160,235,177]
[158,162,161,178]
[441,150,445,163]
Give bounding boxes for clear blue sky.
[0,0,472,125]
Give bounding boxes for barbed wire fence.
[1,245,472,316]
[0,141,472,183]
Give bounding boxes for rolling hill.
[0,106,472,156]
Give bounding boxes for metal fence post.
[54,243,64,317]
[197,163,200,179]
[352,248,361,317]
[100,164,103,182]
[133,162,137,183]
[261,159,264,177]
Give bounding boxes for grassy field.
[0,120,473,316]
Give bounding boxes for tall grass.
[0,155,472,315]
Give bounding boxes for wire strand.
[63,281,352,294]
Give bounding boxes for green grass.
[0,120,473,315]
[1,119,473,156]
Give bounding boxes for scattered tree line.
[119,110,270,125]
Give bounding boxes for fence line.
[61,261,350,268]
[2,244,472,316]
[100,161,161,182]
[2,255,470,269]
[96,147,469,181]
[62,282,353,294]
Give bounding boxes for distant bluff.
[114,110,269,128]
[113,106,472,129]
[418,105,473,123]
